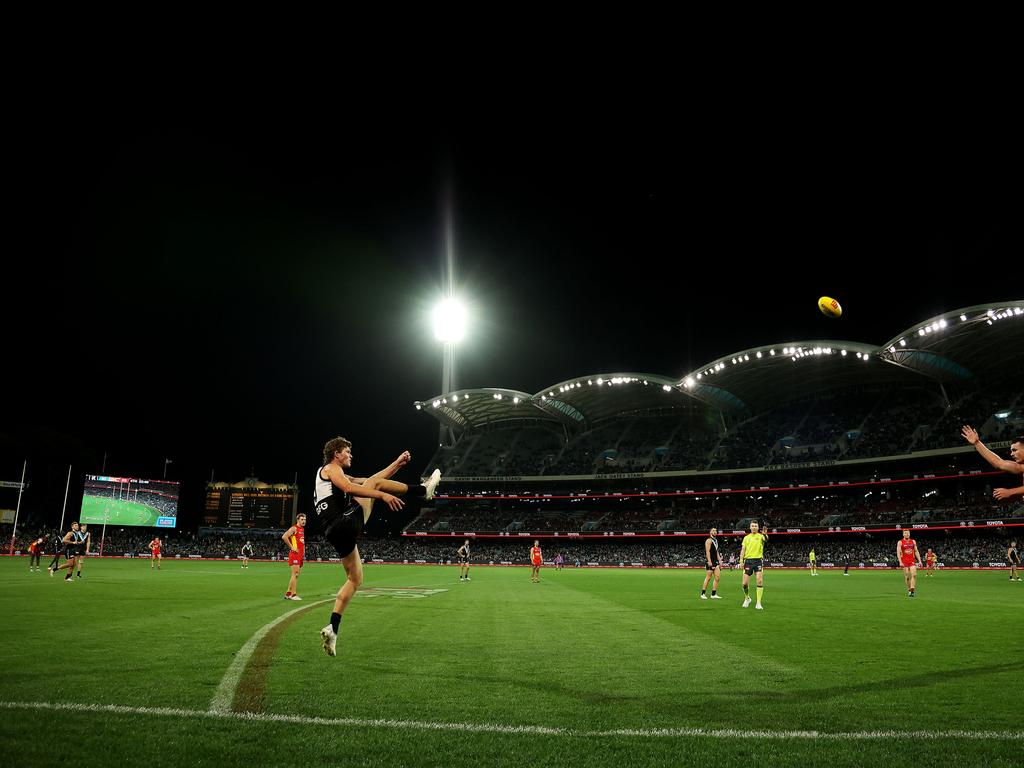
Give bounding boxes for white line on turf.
[2,701,1022,741]
[208,598,332,714]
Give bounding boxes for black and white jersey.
[314,465,352,525]
[241,544,254,557]
[706,537,720,565]
[1010,547,1021,564]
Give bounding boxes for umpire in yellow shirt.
[739,521,768,610]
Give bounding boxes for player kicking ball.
[316,438,440,657]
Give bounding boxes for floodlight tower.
[433,182,465,447]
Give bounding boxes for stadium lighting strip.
[434,469,1003,501]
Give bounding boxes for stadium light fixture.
[433,298,467,343]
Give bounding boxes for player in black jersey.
[46,532,64,574]
[700,527,723,600]
[74,524,90,579]
[51,522,81,581]
[318,436,441,656]
[1008,541,1021,582]
[457,539,471,582]
[241,541,254,569]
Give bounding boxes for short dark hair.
[323,436,353,464]
[1013,436,1024,445]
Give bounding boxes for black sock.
[711,590,717,596]
[701,589,706,595]
[331,612,341,634]
[406,484,426,497]
[743,585,749,595]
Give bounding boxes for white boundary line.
[2,701,1022,741]
[209,598,332,713]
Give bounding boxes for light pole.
[433,297,466,447]
[434,179,464,448]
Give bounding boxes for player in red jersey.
[282,513,306,600]
[530,540,542,583]
[897,530,922,597]
[28,536,44,572]
[924,548,937,577]
[149,537,162,570]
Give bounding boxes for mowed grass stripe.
[210,598,332,713]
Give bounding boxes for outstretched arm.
[962,426,1023,473]
[324,464,403,511]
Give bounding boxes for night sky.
[4,114,1017,527]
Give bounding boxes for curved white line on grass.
[209,598,331,714]
[3,701,1022,741]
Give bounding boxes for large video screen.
[81,475,179,528]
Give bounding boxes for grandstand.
[411,303,1024,538]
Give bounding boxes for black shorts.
[64,548,77,560]
[705,562,720,571]
[459,557,469,564]
[323,504,364,559]
[744,558,763,575]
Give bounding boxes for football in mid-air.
[818,296,842,318]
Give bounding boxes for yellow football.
[818,296,842,318]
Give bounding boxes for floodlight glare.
[433,298,467,343]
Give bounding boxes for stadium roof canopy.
[415,301,1024,432]
[414,374,693,431]
[877,301,1024,381]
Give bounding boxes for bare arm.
[324,464,403,510]
[351,451,412,485]
[914,543,922,566]
[962,426,1023,473]
[282,526,297,550]
[705,539,712,565]
[994,485,1024,501]
[62,532,75,545]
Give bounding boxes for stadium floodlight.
[960,314,968,321]
[433,298,467,343]
[662,385,671,392]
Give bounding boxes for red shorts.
[288,551,304,567]
[532,559,541,567]
[901,557,916,568]
[152,550,161,557]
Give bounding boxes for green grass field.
[1,558,1020,767]
[79,495,167,527]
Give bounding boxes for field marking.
[209,598,332,714]
[2,700,1022,741]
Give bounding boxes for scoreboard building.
[204,477,299,528]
